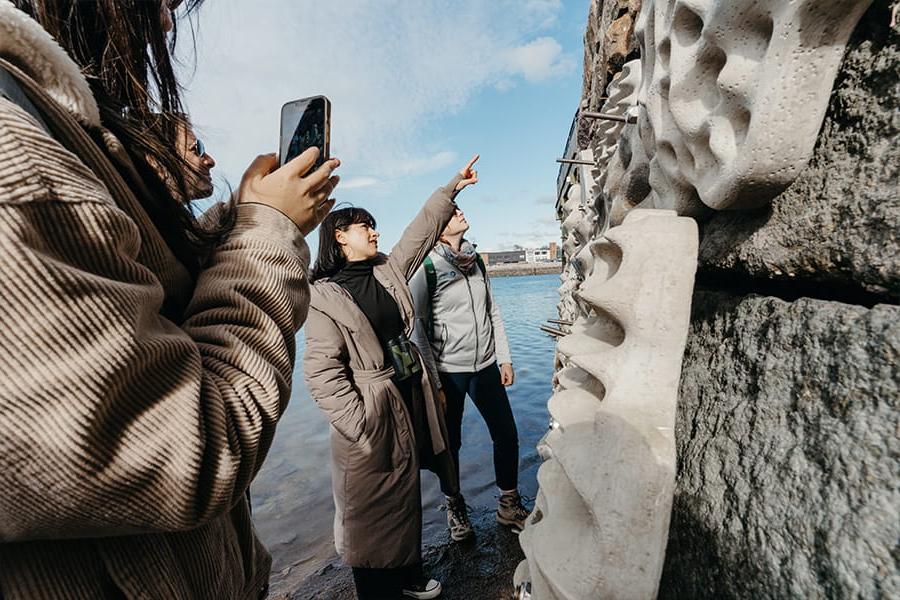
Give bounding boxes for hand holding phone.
[239,150,340,236]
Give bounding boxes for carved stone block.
[518,210,699,599]
[635,0,873,212]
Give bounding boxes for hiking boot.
[497,490,530,531]
[402,577,442,599]
[445,494,474,542]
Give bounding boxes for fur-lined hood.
[0,0,100,126]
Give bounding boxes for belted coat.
[303,176,461,568]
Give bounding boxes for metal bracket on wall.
[556,158,595,166]
[580,110,637,124]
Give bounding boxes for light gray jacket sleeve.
[410,263,442,389]
[487,276,512,365]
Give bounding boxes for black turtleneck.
[333,259,421,421]
[331,259,405,351]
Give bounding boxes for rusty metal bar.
[548,318,573,326]
[580,111,637,124]
[540,325,568,337]
[556,158,594,166]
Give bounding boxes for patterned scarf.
[436,238,478,275]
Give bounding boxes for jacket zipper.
[463,271,479,370]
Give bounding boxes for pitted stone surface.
[558,151,600,322]
[634,0,872,213]
[604,113,652,227]
[698,2,900,299]
[593,59,646,229]
[662,291,900,599]
[518,210,699,599]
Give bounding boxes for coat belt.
[353,366,395,385]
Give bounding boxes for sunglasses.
[190,138,206,157]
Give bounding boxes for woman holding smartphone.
[0,1,338,597]
[304,156,479,600]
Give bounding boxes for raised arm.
[388,155,480,280]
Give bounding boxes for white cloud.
[520,0,564,29]
[486,221,561,251]
[392,151,458,178]
[340,177,379,190]
[503,37,575,82]
[176,1,573,190]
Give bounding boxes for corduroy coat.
[303,179,461,568]
[0,3,310,598]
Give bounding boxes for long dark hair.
[13,0,230,275]
[310,207,377,282]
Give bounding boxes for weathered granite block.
[698,1,900,298]
[661,291,899,599]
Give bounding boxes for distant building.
[526,247,549,262]
[482,244,561,265]
[481,250,526,265]
[525,243,561,263]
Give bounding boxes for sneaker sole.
[496,514,525,531]
[449,529,475,542]
[402,584,442,599]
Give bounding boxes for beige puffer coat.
[303,178,461,568]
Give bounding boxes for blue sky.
[179,1,587,252]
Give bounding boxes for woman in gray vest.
[410,208,529,542]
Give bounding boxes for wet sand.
[276,507,525,599]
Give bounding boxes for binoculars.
[386,335,422,381]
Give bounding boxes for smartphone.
[279,95,331,169]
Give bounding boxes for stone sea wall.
[663,4,899,595]
[528,0,898,597]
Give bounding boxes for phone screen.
[280,96,329,168]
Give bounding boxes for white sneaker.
[401,577,442,599]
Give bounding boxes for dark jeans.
[438,362,520,495]
[351,563,422,600]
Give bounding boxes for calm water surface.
[252,274,558,584]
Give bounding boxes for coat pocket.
[356,388,396,473]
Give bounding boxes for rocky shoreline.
[276,507,524,600]
[486,263,561,278]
